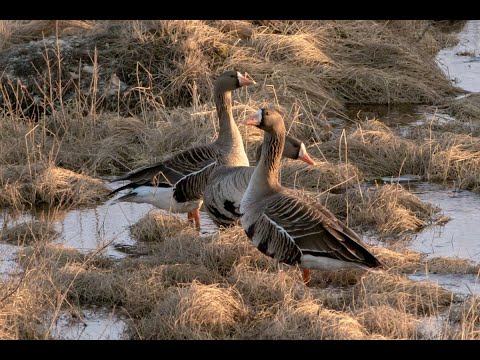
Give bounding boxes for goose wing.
[249,190,381,267]
[204,166,253,227]
[109,145,218,196]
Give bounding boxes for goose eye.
[265,111,270,116]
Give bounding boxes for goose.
[203,135,315,228]
[108,70,256,230]
[239,108,383,286]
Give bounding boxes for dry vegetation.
[1,20,479,339]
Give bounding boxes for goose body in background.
[108,70,256,229]
[239,109,383,286]
[203,135,315,228]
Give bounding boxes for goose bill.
[242,109,262,126]
[298,143,315,166]
[237,72,257,86]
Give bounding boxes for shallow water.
[409,273,480,296]
[51,306,126,340]
[0,243,21,280]
[437,20,480,93]
[406,182,480,263]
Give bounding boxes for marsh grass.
[1,220,57,246]
[1,210,477,339]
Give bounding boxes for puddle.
[51,306,126,340]
[409,273,480,297]
[1,200,219,260]
[437,20,480,92]
[406,182,480,263]
[345,103,428,128]
[0,243,21,280]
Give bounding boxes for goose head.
[255,134,315,165]
[283,136,316,166]
[215,70,256,92]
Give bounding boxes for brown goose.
[203,135,315,228]
[109,70,256,229]
[239,108,382,286]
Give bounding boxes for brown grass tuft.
[247,298,368,340]
[353,272,457,316]
[1,220,57,245]
[0,162,110,209]
[356,305,419,339]
[130,211,196,243]
[127,281,247,339]
[448,296,480,339]
[444,93,480,122]
[320,183,438,236]
[281,159,363,193]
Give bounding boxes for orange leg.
[191,208,201,231]
[302,268,311,287]
[187,211,194,224]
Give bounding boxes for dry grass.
[127,281,247,339]
[2,213,474,340]
[444,93,480,122]
[355,305,419,339]
[281,159,363,193]
[129,211,197,243]
[1,220,57,245]
[318,120,426,178]
[311,118,480,193]
[0,20,95,50]
[0,162,110,209]
[448,296,480,339]
[319,183,439,236]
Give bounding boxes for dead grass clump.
[0,280,52,339]
[249,299,368,340]
[129,211,196,243]
[426,257,480,275]
[118,257,222,287]
[355,305,419,339]
[318,120,425,178]
[402,126,480,191]
[0,20,96,50]
[0,243,101,339]
[89,117,150,174]
[320,21,460,105]
[230,263,302,310]
[0,162,110,209]
[91,107,217,174]
[444,93,480,122]
[155,263,221,286]
[1,220,57,245]
[18,243,114,270]
[371,247,424,274]
[127,281,247,339]
[320,183,438,236]
[353,272,456,316]
[281,159,363,193]
[200,227,275,277]
[448,296,480,339]
[428,144,480,192]
[22,246,163,316]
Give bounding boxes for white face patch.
[255,109,263,124]
[299,143,306,158]
[236,71,243,81]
